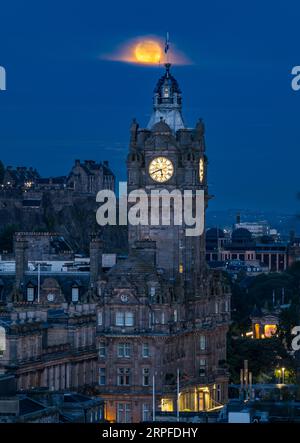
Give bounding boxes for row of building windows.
[26,286,79,302]
[97,311,168,327]
[116,402,151,423]
[98,367,150,387]
[99,342,150,358]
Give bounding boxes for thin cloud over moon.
[101,35,192,66]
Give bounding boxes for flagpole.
[152,374,156,422]
[164,32,170,64]
[176,368,180,422]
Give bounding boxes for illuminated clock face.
[199,158,204,183]
[149,157,174,183]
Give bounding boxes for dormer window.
[72,286,79,303]
[150,287,156,297]
[27,286,35,302]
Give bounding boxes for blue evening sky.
[0,0,299,212]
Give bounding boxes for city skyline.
[0,0,299,211]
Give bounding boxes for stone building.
[94,63,231,422]
[67,159,115,193]
[1,159,115,194]
[0,64,230,423]
[206,227,288,272]
[3,166,40,188]
[0,234,102,392]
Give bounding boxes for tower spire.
[147,62,185,133]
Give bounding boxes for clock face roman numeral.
[149,156,174,183]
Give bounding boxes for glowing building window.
[264,324,277,338]
[161,398,174,412]
[254,323,260,339]
[179,264,184,274]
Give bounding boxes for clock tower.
[127,63,208,285]
[96,63,231,423]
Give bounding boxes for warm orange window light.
[264,324,277,338]
[254,323,260,339]
[161,398,174,412]
[179,264,184,274]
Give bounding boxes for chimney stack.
[133,240,156,266]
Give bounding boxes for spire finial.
[165,62,171,77]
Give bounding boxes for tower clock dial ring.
[149,156,174,183]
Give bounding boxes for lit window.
[27,287,34,302]
[142,368,150,386]
[118,343,131,358]
[142,343,150,358]
[264,324,277,338]
[179,264,183,274]
[72,287,79,302]
[200,335,206,351]
[117,368,131,386]
[99,367,106,385]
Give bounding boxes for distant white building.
[234,221,269,237]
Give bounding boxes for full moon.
[134,40,162,64]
